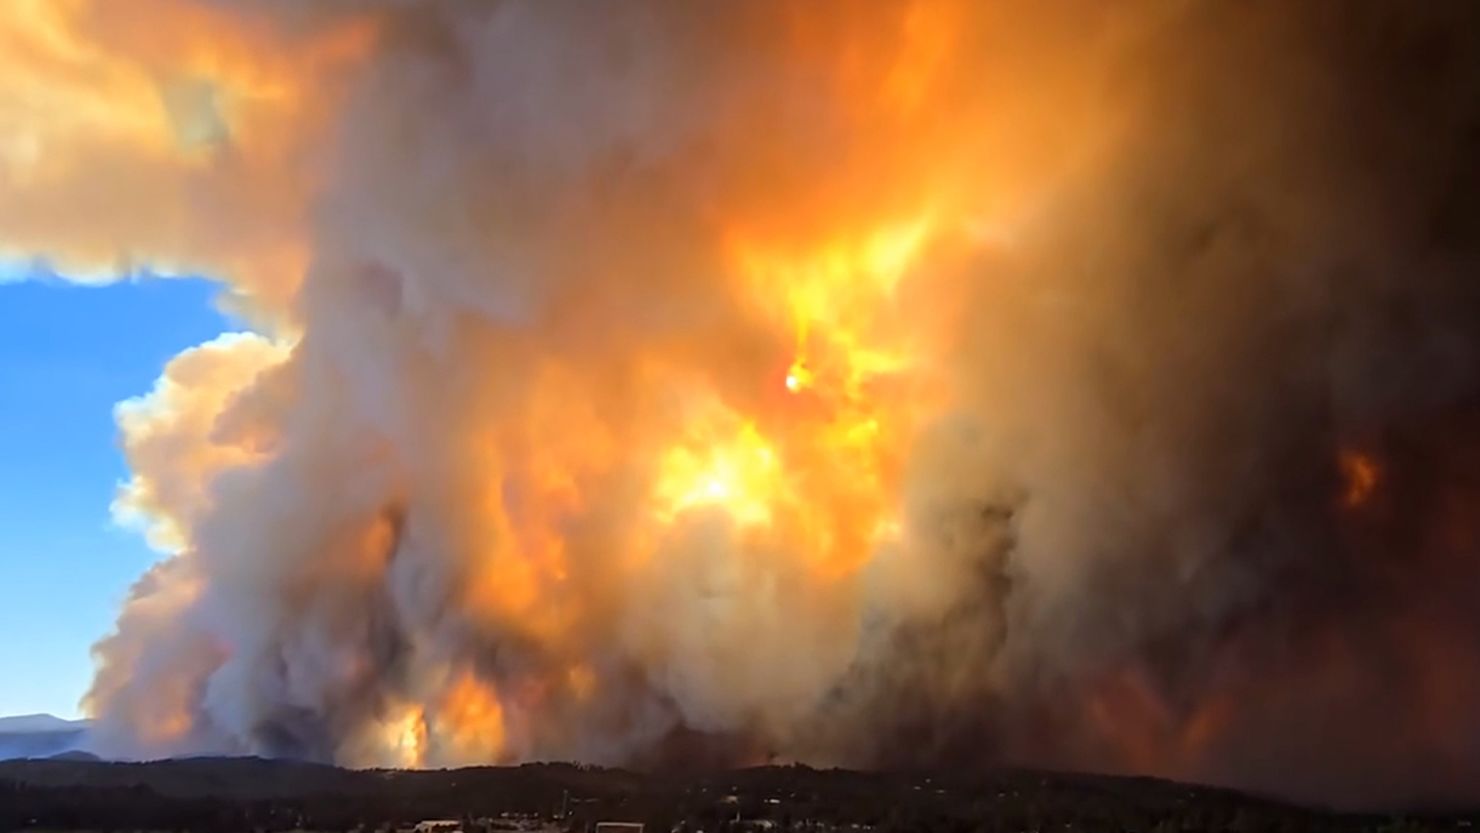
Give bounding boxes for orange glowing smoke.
[649,214,942,580]
[437,672,508,764]
[355,2,988,763]
[0,0,381,312]
[58,0,1130,770]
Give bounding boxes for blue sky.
[0,274,231,718]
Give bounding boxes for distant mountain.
[0,714,91,735]
[46,749,102,762]
[0,714,93,760]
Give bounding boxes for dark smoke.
[831,1,1480,808]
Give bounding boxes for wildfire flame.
[437,672,507,764]
[381,705,428,770]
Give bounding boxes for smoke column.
[4,0,1480,809]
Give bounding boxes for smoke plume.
[5,0,1480,810]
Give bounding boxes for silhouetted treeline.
[0,761,1475,832]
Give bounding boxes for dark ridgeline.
[0,759,1475,833]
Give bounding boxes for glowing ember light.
[734,215,934,415]
[784,360,814,393]
[566,663,596,701]
[1339,449,1380,508]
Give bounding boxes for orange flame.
[379,704,428,769]
[437,672,508,764]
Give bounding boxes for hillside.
[0,759,1474,832]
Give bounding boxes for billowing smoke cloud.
[5,0,1480,810]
